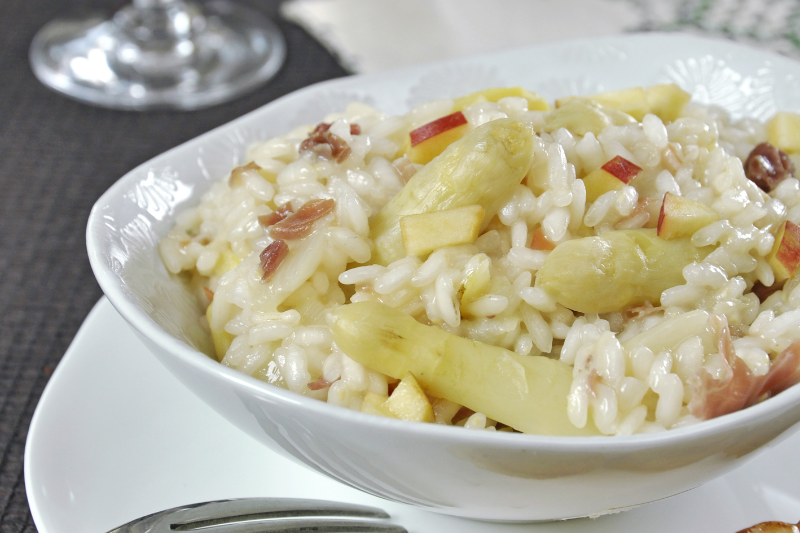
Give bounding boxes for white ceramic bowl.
[87,33,800,521]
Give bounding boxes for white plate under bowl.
[85,33,800,521]
[24,298,800,532]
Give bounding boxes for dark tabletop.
[0,1,348,530]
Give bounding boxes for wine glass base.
[29,1,286,111]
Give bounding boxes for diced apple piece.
[767,220,800,282]
[582,168,626,203]
[582,155,642,203]
[591,86,650,121]
[206,304,234,361]
[400,205,485,258]
[460,253,491,305]
[543,98,636,137]
[453,87,550,112]
[529,227,556,251]
[370,118,535,266]
[558,87,650,121]
[361,392,397,419]
[646,83,691,123]
[768,112,800,153]
[384,373,435,423]
[329,301,600,435]
[407,111,469,165]
[535,229,710,314]
[657,192,719,239]
[214,248,241,276]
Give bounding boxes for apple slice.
[768,112,800,154]
[558,87,650,121]
[400,204,485,257]
[384,373,435,423]
[582,155,642,203]
[657,192,719,239]
[453,87,550,112]
[361,392,396,419]
[767,220,800,282]
[646,83,691,123]
[407,111,469,165]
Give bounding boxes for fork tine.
[170,498,391,529]
[107,498,404,533]
[176,518,408,533]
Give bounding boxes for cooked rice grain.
[160,89,800,436]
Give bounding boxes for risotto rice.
[159,85,800,436]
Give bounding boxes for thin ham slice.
[229,161,260,187]
[299,122,357,163]
[203,286,214,302]
[259,239,289,281]
[271,198,335,240]
[258,203,293,227]
[623,301,661,321]
[753,342,800,401]
[689,314,800,420]
[307,377,332,390]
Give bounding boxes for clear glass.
[29,0,286,110]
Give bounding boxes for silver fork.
[106,498,408,533]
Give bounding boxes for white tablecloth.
[282,0,800,73]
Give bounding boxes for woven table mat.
[0,1,347,530]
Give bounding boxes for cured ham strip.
[271,198,335,240]
[752,342,800,402]
[260,239,289,281]
[258,203,293,227]
[622,301,661,321]
[299,122,359,163]
[751,280,786,303]
[203,286,214,302]
[229,161,261,187]
[307,377,332,390]
[689,314,800,420]
[689,315,755,419]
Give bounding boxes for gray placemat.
[0,1,347,530]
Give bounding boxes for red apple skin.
[656,191,720,239]
[657,195,667,234]
[410,111,468,146]
[601,155,642,184]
